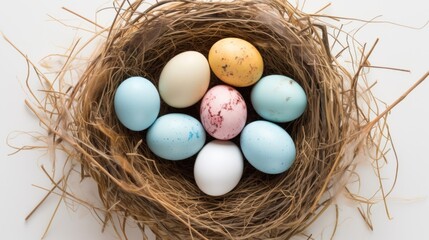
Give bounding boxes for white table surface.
[1,0,428,239]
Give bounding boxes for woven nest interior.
[60,0,367,239]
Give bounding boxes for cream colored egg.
[159,51,210,108]
[209,38,264,87]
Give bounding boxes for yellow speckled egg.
[209,38,264,87]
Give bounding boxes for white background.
[1,0,428,239]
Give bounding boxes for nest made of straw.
[42,0,380,239]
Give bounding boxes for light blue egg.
[240,120,296,174]
[114,76,160,131]
[146,113,206,160]
[251,74,307,122]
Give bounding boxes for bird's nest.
[17,0,421,239]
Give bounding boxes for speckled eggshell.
[240,120,296,174]
[251,75,307,122]
[209,38,264,87]
[146,113,206,160]
[200,85,247,140]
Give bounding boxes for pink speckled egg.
[200,85,247,140]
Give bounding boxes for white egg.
[194,140,243,196]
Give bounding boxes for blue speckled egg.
[240,120,296,174]
[146,113,206,160]
[251,74,307,122]
[114,76,160,131]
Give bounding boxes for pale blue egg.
[114,76,160,131]
[251,74,307,122]
[240,120,296,174]
[146,113,206,160]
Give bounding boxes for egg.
[251,75,307,122]
[194,140,243,196]
[146,113,206,160]
[240,120,296,174]
[114,76,160,131]
[200,85,247,140]
[209,38,264,87]
[159,51,210,108]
